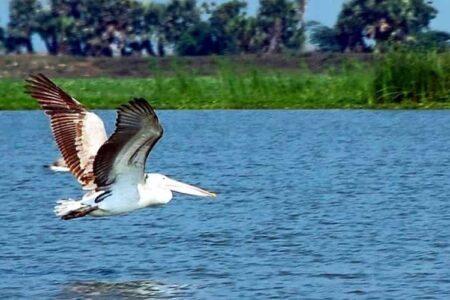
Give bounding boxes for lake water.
[1,110,450,299]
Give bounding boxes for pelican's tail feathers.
[54,199,97,220]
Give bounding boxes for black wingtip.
[24,73,55,92]
[118,98,156,115]
[26,73,51,84]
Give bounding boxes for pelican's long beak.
[165,177,216,198]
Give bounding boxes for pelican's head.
[145,173,216,201]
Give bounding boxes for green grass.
[1,52,449,110]
[0,66,373,110]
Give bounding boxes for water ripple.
[1,110,450,299]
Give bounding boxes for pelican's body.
[58,173,212,218]
[27,74,215,220]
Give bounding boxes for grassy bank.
[1,71,371,110]
[0,52,448,110]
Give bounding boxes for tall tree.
[235,16,262,53]
[7,0,41,53]
[257,0,304,54]
[36,0,83,55]
[143,2,166,56]
[205,1,262,54]
[336,0,437,51]
[208,0,247,54]
[161,0,201,54]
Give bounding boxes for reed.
[373,50,450,105]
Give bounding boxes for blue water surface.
[0,110,450,299]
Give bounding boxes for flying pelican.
[26,74,216,220]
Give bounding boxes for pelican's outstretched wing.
[25,73,108,189]
[93,99,163,189]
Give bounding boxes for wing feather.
[25,73,107,189]
[93,98,163,189]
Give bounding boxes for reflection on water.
[60,280,191,299]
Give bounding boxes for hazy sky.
[1,0,449,52]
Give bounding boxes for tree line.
[309,0,449,52]
[0,0,447,57]
[0,0,306,56]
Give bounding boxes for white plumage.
[27,74,215,220]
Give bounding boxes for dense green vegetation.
[1,51,448,110]
[373,50,450,104]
